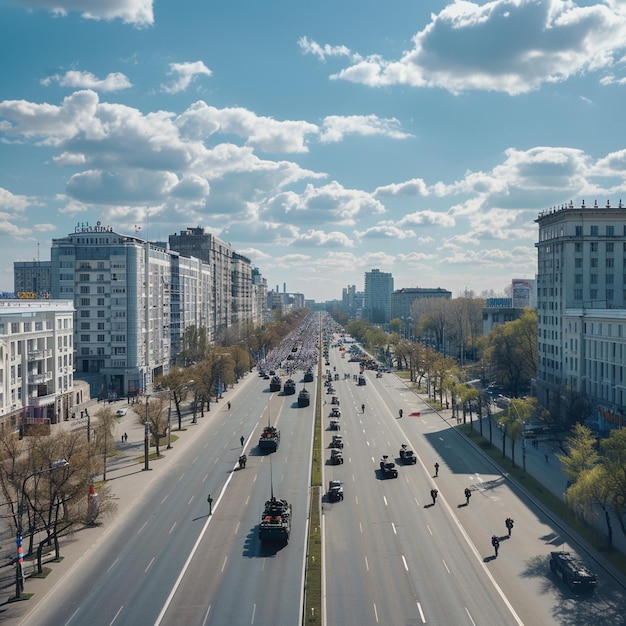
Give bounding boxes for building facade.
[535,200,626,432]
[14,261,52,298]
[390,287,452,332]
[0,299,74,430]
[363,269,394,323]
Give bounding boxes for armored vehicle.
[303,369,314,383]
[297,387,310,407]
[399,444,417,464]
[327,480,344,502]
[549,551,597,592]
[357,374,366,386]
[329,449,344,464]
[283,379,296,395]
[329,407,341,418]
[258,426,280,452]
[329,419,340,431]
[330,434,344,449]
[269,376,282,392]
[331,396,340,406]
[379,455,398,478]
[258,496,291,543]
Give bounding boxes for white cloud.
[41,71,132,92]
[292,229,354,247]
[374,178,429,198]
[355,225,416,239]
[398,210,456,228]
[161,61,212,94]
[298,36,354,62]
[308,0,626,95]
[15,0,153,26]
[0,187,33,211]
[320,115,412,143]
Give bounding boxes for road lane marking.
[202,473,208,482]
[251,603,256,624]
[417,602,426,623]
[465,607,477,626]
[169,522,177,534]
[188,495,195,505]
[373,602,379,623]
[106,557,120,574]
[391,522,397,534]
[161,494,169,504]
[426,524,433,535]
[442,558,450,573]
[359,522,363,533]
[365,556,369,571]
[383,495,388,506]
[221,556,228,572]
[145,557,155,573]
[137,520,148,534]
[235,521,241,534]
[201,605,211,626]
[110,605,123,625]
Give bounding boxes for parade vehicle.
[258,425,280,451]
[549,551,597,593]
[330,434,344,449]
[329,449,344,464]
[269,376,282,392]
[303,368,314,383]
[327,479,344,501]
[329,407,341,417]
[329,418,341,431]
[331,396,340,406]
[297,387,310,407]
[283,378,296,395]
[379,455,398,478]
[399,444,417,464]
[259,495,291,543]
[357,374,366,386]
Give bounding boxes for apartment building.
[535,200,626,432]
[0,299,74,430]
[14,260,52,298]
[364,269,394,323]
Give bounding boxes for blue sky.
[1,0,625,302]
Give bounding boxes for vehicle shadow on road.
[242,528,286,557]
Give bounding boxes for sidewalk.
[0,375,252,618]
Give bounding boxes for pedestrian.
[434,462,439,477]
[505,517,514,536]
[227,401,231,410]
[464,487,471,505]
[124,432,128,442]
[492,535,500,557]
[430,488,438,505]
[240,435,245,447]
[207,494,213,515]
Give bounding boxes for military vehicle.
[329,449,343,464]
[549,551,597,592]
[297,387,310,407]
[258,496,291,543]
[329,418,340,431]
[330,434,343,449]
[399,444,417,464]
[283,378,296,395]
[269,376,282,392]
[327,479,344,501]
[303,368,314,383]
[331,396,340,406]
[258,425,280,451]
[357,374,366,386]
[379,455,398,478]
[329,406,341,418]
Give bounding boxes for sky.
[1,0,626,303]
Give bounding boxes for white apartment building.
[0,299,74,430]
[535,200,626,432]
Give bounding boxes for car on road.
[116,408,128,416]
[327,479,344,501]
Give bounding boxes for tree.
[155,366,194,430]
[556,424,600,484]
[92,407,117,481]
[599,429,626,541]
[138,395,169,457]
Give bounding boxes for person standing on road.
[361,403,365,414]
[227,401,231,410]
[492,535,500,557]
[430,488,438,505]
[505,517,514,536]
[207,494,213,515]
[434,462,439,477]
[240,435,245,447]
[464,487,471,505]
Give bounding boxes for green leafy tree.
[556,423,600,484]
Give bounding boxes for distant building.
[14,260,51,298]
[482,279,535,334]
[0,299,74,431]
[342,285,357,317]
[390,287,452,331]
[364,269,393,323]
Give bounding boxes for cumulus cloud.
[298,36,354,62]
[320,115,412,143]
[41,71,132,92]
[161,61,212,94]
[398,210,456,228]
[15,0,154,26]
[292,229,354,247]
[304,0,626,95]
[0,187,33,212]
[355,225,416,239]
[374,178,429,198]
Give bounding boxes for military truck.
[329,407,341,418]
[379,455,398,478]
[283,378,296,395]
[329,449,344,464]
[327,479,344,501]
[357,374,366,386]
[549,551,597,593]
[329,434,344,449]
[329,418,341,431]
[399,444,417,464]
[258,426,280,452]
[297,387,310,407]
[269,376,282,392]
[303,368,314,383]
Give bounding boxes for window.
[80,298,90,306]
[575,226,582,236]
[97,323,104,330]
[574,258,582,268]
[574,274,582,284]
[23,322,31,332]
[607,242,614,252]
[80,310,90,318]
[97,334,105,342]
[574,289,582,300]
[79,274,89,282]
[81,322,90,330]
[607,289,614,300]
[607,274,614,284]
[591,242,598,252]
[35,322,42,331]
[97,298,105,306]
[97,286,105,294]
[607,258,614,268]
[80,334,90,342]
[575,243,583,252]
[97,310,105,318]
[590,274,598,284]
[590,225,598,236]
[80,286,90,294]
[591,258,598,268]
[607,225,615,236]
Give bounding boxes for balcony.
[28,371,53,385]
[29,393,56,407]
[28,349,52,360]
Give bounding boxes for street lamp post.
[15,459,69,599]
[144,396,151,471]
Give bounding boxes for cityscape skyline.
[1,1,626,302]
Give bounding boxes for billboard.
[512,279,535,308]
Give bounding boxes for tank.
[258,496,291,543]
[258,426,280,451]
[298,388,310,407]
[303,369,314,383]
[283,379,296,395]
[269,376,282,392]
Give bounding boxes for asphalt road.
[322,343,626,626]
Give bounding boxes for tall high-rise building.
[14,260,51,297]
[363,269,394,323]
[535,200,626,431]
